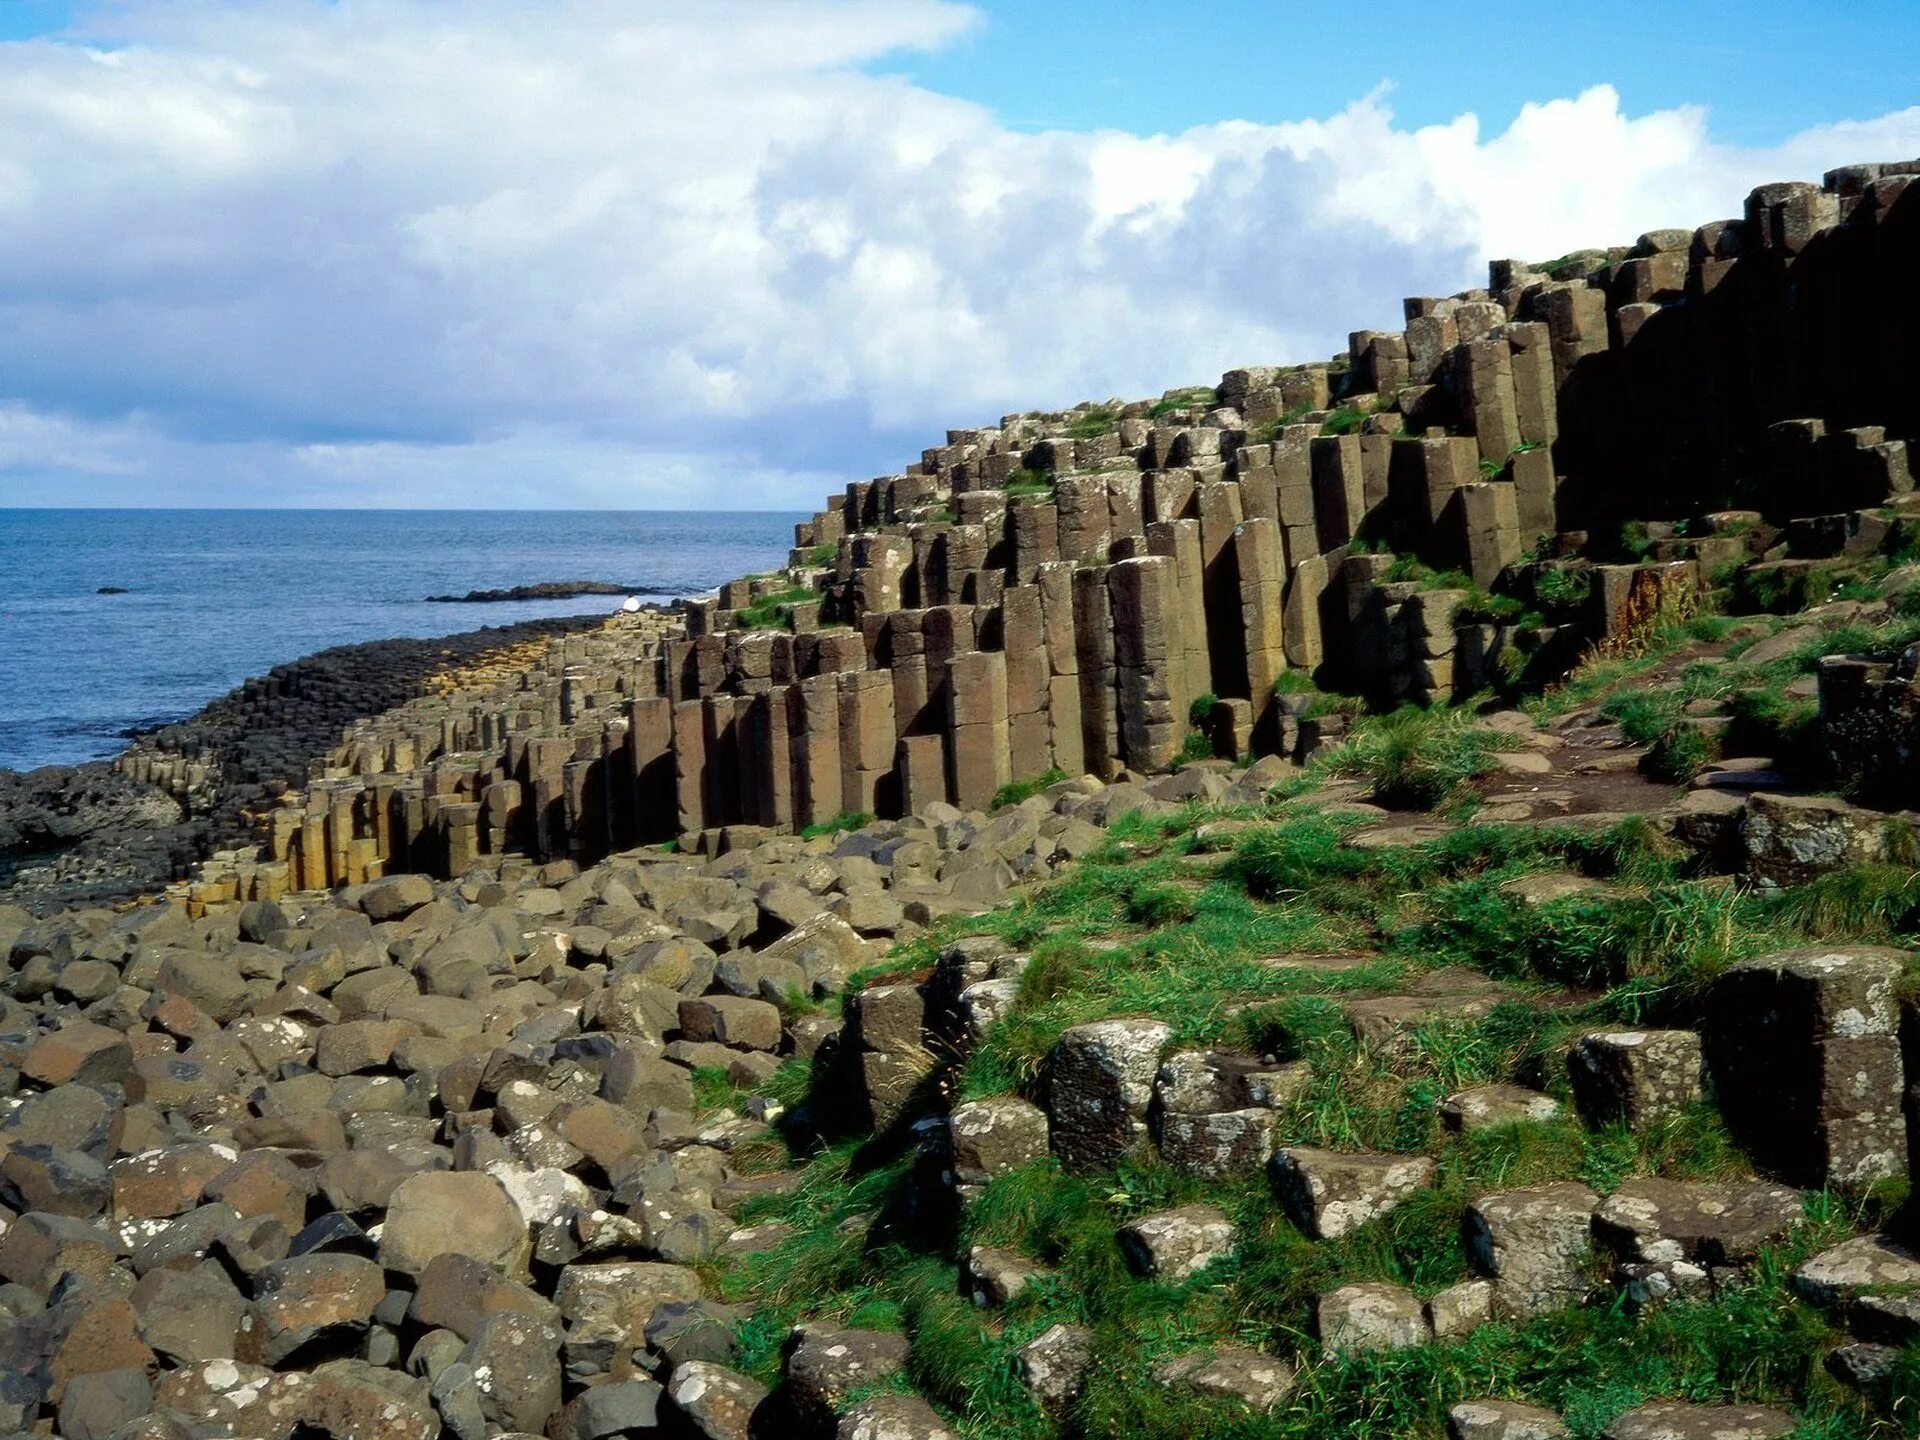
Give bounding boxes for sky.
[0,1,1914,511]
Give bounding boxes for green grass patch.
[801,810,876,839]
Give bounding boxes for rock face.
[1705,947,1909,1188]
[1316,1282,1429,1353]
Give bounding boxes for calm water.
[0,510,802,772]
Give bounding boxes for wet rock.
[1271,1147,1436,1239]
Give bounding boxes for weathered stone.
[1016,1323,1093,1414]
[1567,1031,1703,1130]
[1152,1346,1295,1411]
[946,1097,1049,1189]
[1426,1278,1496,1341]
[1591,1178,1802,1265]
[377,1172,527,1278]
[1271,1148,1436,1239]
[253,1253,386,1363]
[1705,947,1908,1189]
[836,1393,960,1440]
[1600,1401,1796,1440]
[1792,1233,1920,1304]
[1440,1085,1563,1132]
[1466,1182,1598,1318]
[1047,1018,1171,1170]
[1157,1107,1276,1176]
[1119,1203,1234,1281]
[784,1326,909,1427]
[1448,1400,1570,1440]
[1316,1282,1429,1353]
[665,1359,763,1440]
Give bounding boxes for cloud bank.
[0,0,1915,509]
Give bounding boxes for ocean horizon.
[0,508,803,772]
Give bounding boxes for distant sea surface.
[0,509,803,773]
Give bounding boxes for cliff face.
[147,161,1919,910]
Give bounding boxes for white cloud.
[0,0,1914,510]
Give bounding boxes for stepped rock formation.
[146,162,1919,914]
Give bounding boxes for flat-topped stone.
[1440,1085,1562,1132]
[1270,1147,1436,1239]
[1793,1233,1920,1304]
[1592,1177,1802,1265]
[1600,1402,1796,1440]
[1151,1346,1295,1411]
[1448,1399,1569,1440]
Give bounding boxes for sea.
[0,509,803,773]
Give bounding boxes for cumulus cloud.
[0,0,1914,509]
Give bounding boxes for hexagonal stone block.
[1600,1402,1796,1440]
[1705,947,1908,1189]
[1792,1233,1920,1304]
[1567,1031,1702,1130]
[1157,1108,1276,1178]
[1591,1177,1802,1265]
[1465,1182,1598,1319]
[1440,1084,1563,1133]
[1119,1204,1234,1281]
[1047,1019,1171,1170]
[784,1326,909,1428]
[1448,1399,1569,1440]
[1271,1147,1436,1240]
[1316,1282,1430,1354]
[1152,1346,1296,1411]
[1017,1323,1093,1415]
[946,1097,1048,1190]
[1426,1278,1495,1341]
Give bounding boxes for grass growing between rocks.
[705,714,1920,1438]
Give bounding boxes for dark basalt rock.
[424,581,640,603]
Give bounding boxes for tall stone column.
[1037,562,1085,778]
[1234,517,1287,753]
[1108,556,1182,772]
[1001,584,1054,783]
[788,673,844,827]
[1072,566,1119,779]
[838,670,897,818]
[946,650,1011,810]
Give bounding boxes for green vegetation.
[993,770,1069,810]
[735,585,819,631]
[1320,405,1368,436]
[1005,467,1057,499]
[1320,704,1498,811]
[805,543,837,567]
[1065,406,1121,440]
[1150,386,1218,418]
[800,810,876,839]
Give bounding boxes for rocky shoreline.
[0,615,623,914]
[424,583,645,604]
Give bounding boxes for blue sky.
[0,0,1912,509]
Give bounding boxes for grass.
[805,543,836,567]
[735,584,819,630]
[1321,406,1368,436]
[994,770,1069,810]
[1150,387,1219,418]
[801,810,876,839]
[1005,467,1057,498]
[1321,705,1498,811]
[1065,406,1121,440]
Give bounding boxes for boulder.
[1792,1233,1920,1304]
[665,1360,764,1440]
[1151,1346,1295,1411]
[945,1097,1049,1192]
[1439,1085,1562,1132]
[784,1326,909,1428]
[836,1394,959,1440]
[377,1172,527,1278]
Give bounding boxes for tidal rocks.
[425,582,639,603]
